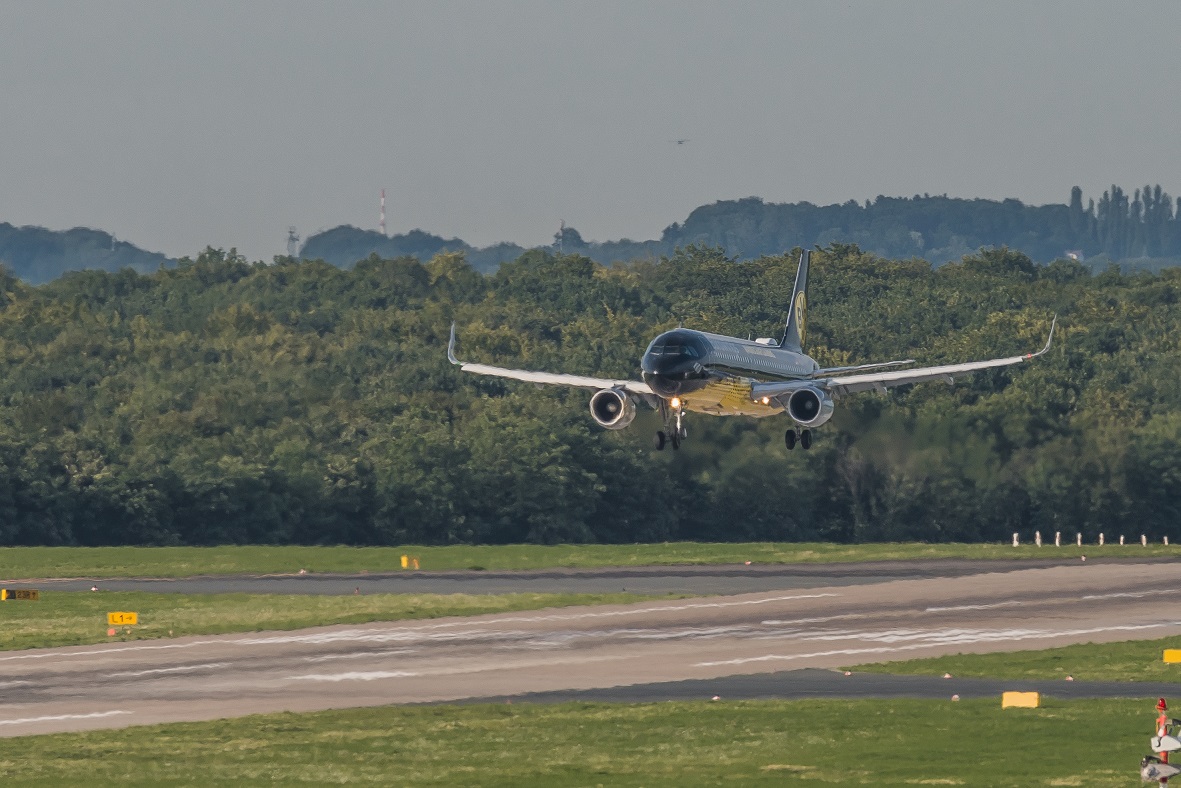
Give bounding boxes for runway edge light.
[1001,691,1039,708]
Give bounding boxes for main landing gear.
[785,428,813,451]
[654,399,687,451]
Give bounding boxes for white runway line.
[924,601,1025,613]
[694,621,1181,667]
[0,710,131,727]
[104,662,231,678]
[304,648,417,663]
[287,671,419,682]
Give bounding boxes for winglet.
[1026,314,1057,359]
[447,322,461,365]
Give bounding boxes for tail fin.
[780,250,810,352]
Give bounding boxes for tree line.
[300,185,1181,274]
[0,243,1178,547]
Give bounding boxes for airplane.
[447,250,1056,451]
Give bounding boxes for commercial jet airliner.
[448,251,1056,451]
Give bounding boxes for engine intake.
[787,386,834,428]
[589,388,636,430]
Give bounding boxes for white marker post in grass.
[1035,531,1042,547]
[1099,533,1105,546]
[1077,533,1083,546]
[1012,533,1019,547]
[1055,531,1061,547]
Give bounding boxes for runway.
[8,556,1161,596]
[2,560,1181,737]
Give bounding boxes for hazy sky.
[2,1,1178,262]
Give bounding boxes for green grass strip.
[0,591,676,651]
[0,698,1154,786]
[850,635,1181,683]
[1,541,1172,579]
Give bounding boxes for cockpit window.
[646,331,708,360]
[658,344,696,358]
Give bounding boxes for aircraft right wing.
[821,316,1056,397]
[750,317,1056,402]
[447,323,654,396]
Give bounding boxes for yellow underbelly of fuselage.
[679,377,781,418]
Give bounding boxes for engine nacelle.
[589,388,637,430]
[787,386,835,428]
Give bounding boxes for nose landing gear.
[785,427,813,451]
[655,399,687,451]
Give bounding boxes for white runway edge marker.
[287,671,420,682]
[0,710,131,727]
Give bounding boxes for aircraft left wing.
[447,323,655,395]
[753,317,1056,401]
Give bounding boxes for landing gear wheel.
[800,429,813,450]
[654,431,667,451]
[784,430,797,451]
[671,430,681,450]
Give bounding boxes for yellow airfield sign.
[1,589,40,601]
[107,612,138,626]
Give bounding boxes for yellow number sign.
[1,589,40,601]
[107,612,138,626]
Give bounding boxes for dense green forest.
[0,242,1177,547]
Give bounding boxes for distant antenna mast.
[380,189,386,237]
[555,220,565,254]
[286,227,300,258]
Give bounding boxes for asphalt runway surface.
[4,559,1181,737]
[11,556,1168,596]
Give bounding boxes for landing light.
[761,397,770,405]
[670,397,681,409]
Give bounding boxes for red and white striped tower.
[380,189,386,236]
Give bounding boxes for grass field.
[1,541,1173,579]
[0,697,1149,786]
[0,591,676,651]
[851,634,1181,683]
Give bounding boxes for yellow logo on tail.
[794,291,807,347]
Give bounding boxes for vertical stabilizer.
[780,250,810,352]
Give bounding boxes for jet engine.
[589,388,637,430]
[787,386,834,428]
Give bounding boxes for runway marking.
[0,681,31,688]
[304,649,417,663]
[1081,592,1150,600]
[924,601,1024,613]
[761,614,866,627]
[0,710,131,727]
[105,662,231,678]
[287,671,419,682]
[694,622,1181,667]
